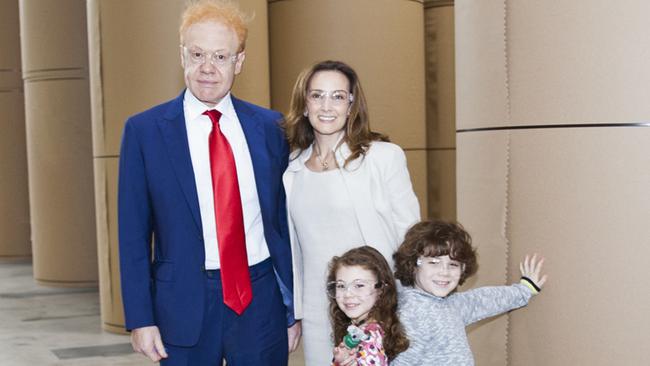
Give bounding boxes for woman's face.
[304,70,352,139]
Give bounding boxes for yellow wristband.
[520,278,540,294]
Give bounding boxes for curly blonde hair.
[327,246,409,360]
[179,0,250,52]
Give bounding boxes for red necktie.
[204,109,252,315]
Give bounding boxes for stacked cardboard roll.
[0,0,30,260]
[19,0,97,286]
[456,1,650,364]
[424,0,456,220]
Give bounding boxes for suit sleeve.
[269,112,297,326]
[117,119,155,331]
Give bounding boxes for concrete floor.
[0,260,305,365]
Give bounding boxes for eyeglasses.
[326,279,383,299]
[416,257,464,275]
[306,90,354,106]
[181,45,238,67]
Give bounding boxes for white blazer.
[283,140,421,319]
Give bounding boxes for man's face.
[180,20,244,107]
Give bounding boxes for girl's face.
[414,255,463,298]
[334,265,380,323]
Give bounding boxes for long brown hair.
[283,60,388,168]
[327,246,409,360]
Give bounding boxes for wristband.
[520,276,541,294]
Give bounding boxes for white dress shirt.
[184,90,270,269]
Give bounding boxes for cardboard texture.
[457,1,650,365]
[456,132,510,366]
[20,0,97,285]
[93,158,125,333]
[427,149,456,220]
[425,4,456,219]
[23,79,97,285]
[268,0,427,150]
[0,0,30,258]
[0,0,21,69]
[506,129,650,365]
[404,150,429,219]
[18,0,88,73]
[425,5,456,149]
[87,0,273,331]
[507,1,650,124]
[455,0,508,128]
[230,0,272,108]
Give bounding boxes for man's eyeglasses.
[306,90,354,106]
[181,45,238,67]
[326,279,383,299]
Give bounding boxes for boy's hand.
[520,253,548,291]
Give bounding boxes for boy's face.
[414,255,463,298]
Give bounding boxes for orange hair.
[179,0,250,51]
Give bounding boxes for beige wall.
[19,0,97,286]
[456,1,650,365]
[0,0,30,259]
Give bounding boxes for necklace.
[314,144,330,171]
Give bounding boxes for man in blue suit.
[117,1,300,364]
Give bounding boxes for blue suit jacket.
[117,91,294,346]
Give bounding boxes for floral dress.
[332,322,388,366]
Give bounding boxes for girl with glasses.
[326,246,409,366]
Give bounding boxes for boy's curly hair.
[394,220,478,287]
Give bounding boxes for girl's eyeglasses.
[326,279,383,299]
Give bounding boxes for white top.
[284,141,421,319]
[290,168,365,286]
[289,167,365,366]
[183,90,270,269]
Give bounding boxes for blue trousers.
[162,259,288,366]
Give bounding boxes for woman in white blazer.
[282,60,420,365]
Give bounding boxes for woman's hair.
[327,246,409,360]
[179,0,250,52]
[283,60,388,168]
[394,220,478,287]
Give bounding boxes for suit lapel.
[157,92,203,235]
